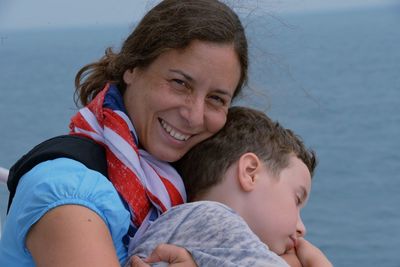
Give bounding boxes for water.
[1,6,399,266]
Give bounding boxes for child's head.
[175,106,317,255]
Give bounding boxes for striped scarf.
[69,84,186,243]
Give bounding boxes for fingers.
[146,244,189,264]
[295,237,314,264]
[143,244,197,267]
[295,238,333,267]
[280,249,303,267]
[130,256,151,267]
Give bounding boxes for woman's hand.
[295,238,333,267]
[26,205,120,267]
[130,244,197,267]
[281,248,303,267]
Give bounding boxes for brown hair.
[75,0,248,106]
[175,106,317,200]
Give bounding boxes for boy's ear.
[237,152,261,192]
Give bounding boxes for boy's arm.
[295,238,333,267]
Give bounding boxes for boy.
[128,106,332,267]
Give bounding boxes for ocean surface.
[1,5,399,267]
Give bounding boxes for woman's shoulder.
[9,157,130,234]
[18,158,114,204]
[1,158,130,265]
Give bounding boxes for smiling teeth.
[160,120,190,141]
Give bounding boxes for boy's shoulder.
[169,200,235,216]
[133,201,289,267]
[152,201,238,230]
[151,200,252,245]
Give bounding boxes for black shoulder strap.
[7,135,108,213]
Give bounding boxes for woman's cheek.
[206,110,228,134]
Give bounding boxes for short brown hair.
[175,106,317,200]
[75,0,248,106]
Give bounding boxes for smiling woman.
[0,1,248,266]
[122,41,241,162]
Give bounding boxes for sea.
[0,5,399,267]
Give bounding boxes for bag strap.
[7,135,107,213]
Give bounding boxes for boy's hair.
[175,106,317,201]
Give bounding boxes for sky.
[0,0,398,30]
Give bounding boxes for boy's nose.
[296,215,307,237]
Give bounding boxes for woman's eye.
[209,95,227,106]
[171,79,187,88]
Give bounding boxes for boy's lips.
[287,236,297,251]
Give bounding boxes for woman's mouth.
[160,119,191,141]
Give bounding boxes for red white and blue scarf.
[69,83,186,248]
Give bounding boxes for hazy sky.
[0,0,397,30]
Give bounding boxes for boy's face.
[244,155,311,255]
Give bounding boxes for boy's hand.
[281,248,303,267]
[295,238,333,267]
[130,244,197,267]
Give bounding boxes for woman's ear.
[123,68,136,85]
[237,152,261,192]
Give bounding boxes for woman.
[0,0,247,266]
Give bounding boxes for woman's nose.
[296,215,307,237]
[180,96,205,129]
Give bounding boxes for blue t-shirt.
[0,158,130,266]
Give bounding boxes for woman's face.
[123,41,241,162]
